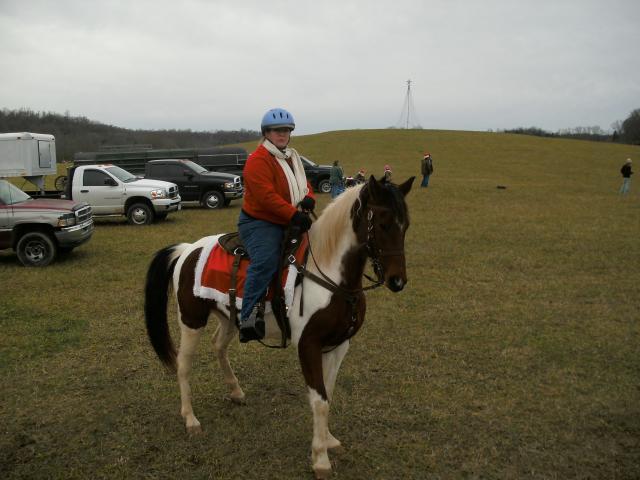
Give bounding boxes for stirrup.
[238,306,265,343]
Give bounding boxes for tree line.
[0,108,261,160]
[501,108,640,144]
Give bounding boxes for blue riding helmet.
[261,108,295,134]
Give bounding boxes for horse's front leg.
[299,339,333,479]
[322,340,349,450]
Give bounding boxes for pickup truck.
[144,159,243,209]
[65,164,181,224]
[0,179,94,266]
[29,165,181,225]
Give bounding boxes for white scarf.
[262,139,308,205]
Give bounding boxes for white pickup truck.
[56,164,181,225]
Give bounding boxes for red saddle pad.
[193,234,308,308]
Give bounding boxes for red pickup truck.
[0,179,94,266]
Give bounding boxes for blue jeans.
[238,211,284,320]
[331,184,344,198]
[421,174,430,187]
[620,177,631,195]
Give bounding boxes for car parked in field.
[144,159,243,209]
[0,179,94,266]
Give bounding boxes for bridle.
[288,202,406,350]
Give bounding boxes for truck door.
[74,168,125,214]
[150,164,198,201]
[0,182,13,249]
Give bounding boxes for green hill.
[2,128,639,479]
[239,128,639,193]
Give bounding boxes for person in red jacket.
[237,107,315,342]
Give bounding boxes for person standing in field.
[329,160,344,199]
[237,107,315,342]
[421,152,434,187]
[620,158,633,195]
[354,168,366,184]
[383,164,392,182]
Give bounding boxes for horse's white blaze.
[309,388,332,473]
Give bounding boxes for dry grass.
[1,129,639,479]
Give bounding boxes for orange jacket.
[241,144,314,225]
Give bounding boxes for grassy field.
[1,129,639,479]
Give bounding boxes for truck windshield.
[300,156,317,167]
[181,160,208,174]
[105,166,138,183]
[0,180,31,205]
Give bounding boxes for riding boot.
[239,302,266,343]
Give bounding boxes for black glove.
[290,211,312,233]
[299,196,315,212]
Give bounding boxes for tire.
[318,179,331,194]
[16,231,57,267]
[54,175,68,192]
[127,203,154,225]
[202,191,224,209]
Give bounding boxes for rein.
[287,205,399,352]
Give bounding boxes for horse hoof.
[186,424,202,436]
[313,466,332,480]
[224,394,246,405]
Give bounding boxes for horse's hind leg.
[211,310,245,403]
[177,319,205,434]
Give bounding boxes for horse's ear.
[368,175,385,200]
[398,176,415,197]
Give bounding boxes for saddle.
[217,228,308,347]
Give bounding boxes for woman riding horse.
[238,107,315,342]
[145,153,415,479]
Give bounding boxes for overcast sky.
[1,0,638,135]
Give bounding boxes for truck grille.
[75,205,93,223]
[168,186,179,199]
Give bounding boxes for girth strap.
[228,252,243,328]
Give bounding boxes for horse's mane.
[309,184,364,267]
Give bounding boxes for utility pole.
[397,79,422,129]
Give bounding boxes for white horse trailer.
[0,132,57,191]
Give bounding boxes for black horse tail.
[144,243,190,371]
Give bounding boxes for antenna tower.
[396,79,422,129]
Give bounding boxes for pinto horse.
[144,175,414,478]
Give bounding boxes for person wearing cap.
[237,107,315,342]
[421,152,434,188]
[620,158,633,195]
[354,168,366,184]
[383,164,392,182]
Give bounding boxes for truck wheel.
[16,232,57,267]
[202,191,224,209]
[127,203,154,225]
[54,175,68,192]
[318,179,331,194]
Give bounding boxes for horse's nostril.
[389,277,405,292]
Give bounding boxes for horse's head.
[355,175,415,292]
